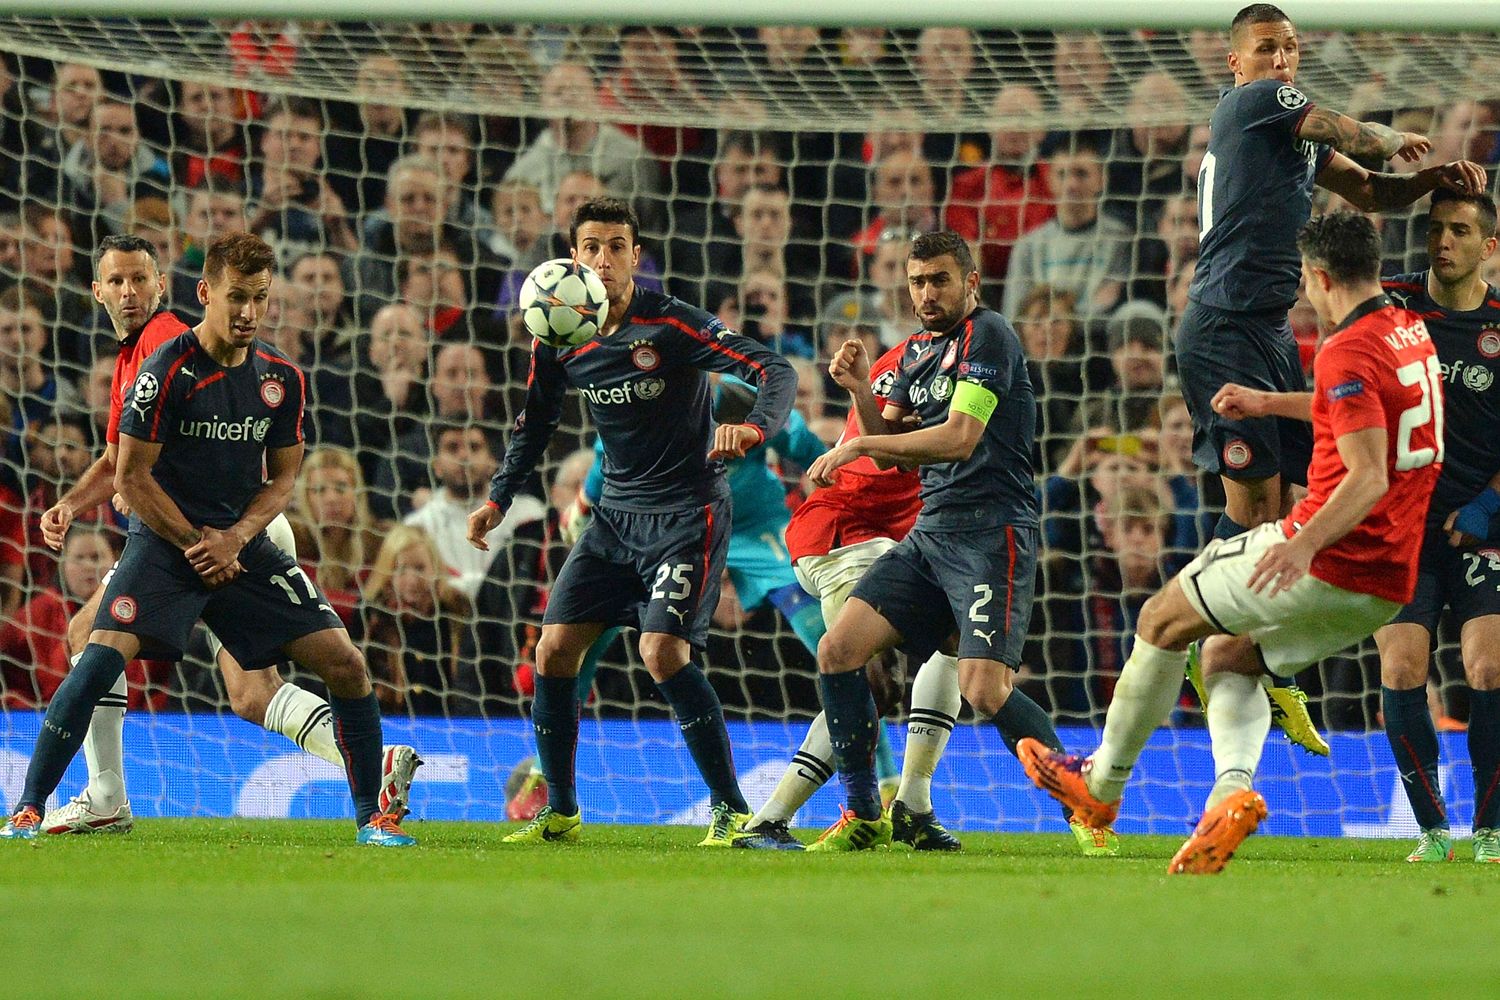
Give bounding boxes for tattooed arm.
[1295,106,1430,163]
[1317,152,1488,213]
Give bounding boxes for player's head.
[91,233,164,340]
[1296,212,1382,326]
[570,196,639,304]
[198,232,276,350]
[906,230,979,333]
[1427,188,1499,289]
[1228,3,1298,85]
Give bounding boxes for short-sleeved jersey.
[1383,271,1500,521]
[1282,297,1442,604]
[117,333,306,530]
[885,306,1038,530]
[784,342,921,562]
[1191,79,1334,314]
[489,286,797,515]
[107,310,190,444]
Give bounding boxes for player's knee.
[321,644,369,691]
[1380,652,1429,690]
[816,630,862,675]
[536,630,588,677]
[1466,656,1500,691]
[959,667,1013,717]
[637,633,688,681]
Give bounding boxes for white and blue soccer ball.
[518,258,609,349]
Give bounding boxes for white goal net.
[1,12,1497,835]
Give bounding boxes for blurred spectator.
[20,413,106,589]
[333,54,411,215]
[1046,483,1168,720]
[865,229,915,348]
[708,185,820,325]
[412,111,487,230]
[18,208,96,367]
[666,130,783,303]
[851,149,938,266]
[1015,284,1085,473]
[1132,192,1200,309]
[247,97,356,256]
[1156,393,1213,573]
[74,354,115,447]
[226,20,300,79]
[1166,255,1197,325]
[598,26,708,167]
[1105,73,1190,232]
[288,250,355,364]
[24,63,101,197]
[260,279,314,363]
[124,197,177,275]
[167,80,246,188]
[403,421,545,599]
[1002,137,1130,320]
[61,97,170,245]
[505,61,660,232]
[1430,99,1499,167]
[0,523,117,706]
[1181,123,1210,194]
[817,290,884,365]
[289,446,382,626]
[714,268,814,359]
[0,286,81,475]
[1181,29,1231,101]
[355,524,479,717]
[351,301,431,481]
[1072,301,1167,433]
[1050,34,1118,119]
[1044,429,1156,563]
[945,83,1056,287]
[912,27,987,172]
[171,184,246,322]
[485,179,546,267]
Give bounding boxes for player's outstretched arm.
[1296,106,1428,164]
[1317,152,1487,214]
[1212,384,1314,422]
[115,433,204,552]
[808,400,986,487]
[41,442,120,550]
[1248,426,1388,596]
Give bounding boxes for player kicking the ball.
[1177,3,1483,753]
[2,234,413,846]
[1022,214,1443,873]
[467,197,797,847]
[1376,191,1500,863]
[32,235,419,835]
[797,231,1041,852]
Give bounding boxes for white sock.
[1204,671,1271,809]
[1088,638,1187,803]
[751,713,834,825]
[264,683,341,766]
[896,652,960,813]
[82,665,128,810]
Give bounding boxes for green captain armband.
[950,379,998,425]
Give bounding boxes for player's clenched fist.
[708,423,762,460]
[467,503,502,551]
[1212,383,1270,421]
[827,339,870,391]
[39,502,73,551]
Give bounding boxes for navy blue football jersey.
[489,286,797,514]
[1384,271,1500,520]
[885,306,1038,529]
[117,333,305,530]
[1191,79,1334,313]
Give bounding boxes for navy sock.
[1213,513,1249,541]
[1382,685,1447,830]
[329,692,385,825]
[992,689,1063,757]
[19,644,127,811]
[1469,689,1500,830]
[532,674,581,815]
[658,664,748,813]
[817,667,881,820]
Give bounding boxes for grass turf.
[0,820,1490,999]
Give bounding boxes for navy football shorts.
[95,528,344,669]
[850,522,1037,666]
[1390,528,1500,632]
[543,499,731,650]
[1175,299,1312,484]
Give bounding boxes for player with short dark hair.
[1177,2,1486,753]
[1376,189,1500,863]
[800,229,1041,850]
[467,197,798,847]
[3,233,414,846]
[1023,213,1446,873]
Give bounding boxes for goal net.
[1,13,1497,836]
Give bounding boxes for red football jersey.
[784,342,923,562]
[1282,300,1442,604]
[107,310,190,444]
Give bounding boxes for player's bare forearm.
[852,413,981,466]
[1292,429,1388,553]
[57,446,119,514]
[847,382,897,440]
[1264,391,1314,421]
[115,465,200,551]
[1297,107,1406,162]
[231,445,302,546]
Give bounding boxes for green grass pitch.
[0,820,1491,999]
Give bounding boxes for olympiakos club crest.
[1223,438,1253,471]
[630,342,661,372]
[110,596,137,623]
[942,341,958,370]
[260,379,285,408]
[1478,327,1500,359]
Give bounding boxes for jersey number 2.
[1394,356,1446,471]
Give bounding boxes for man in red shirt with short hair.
[1022,213,1444,874]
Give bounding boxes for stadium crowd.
[0,25,1497,730]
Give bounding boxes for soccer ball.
[518,258,609,348]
